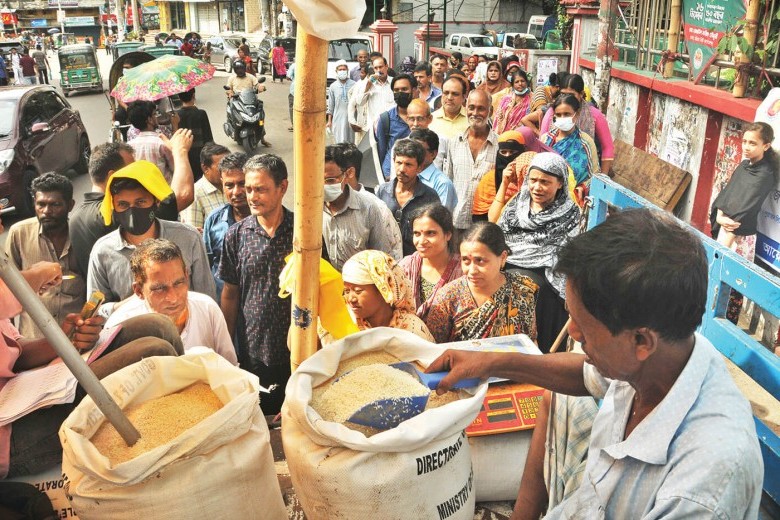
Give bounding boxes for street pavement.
[2,47,298,238]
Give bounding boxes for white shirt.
[105,291,238,365]
[546,333,762,519]
[351,77,394,131]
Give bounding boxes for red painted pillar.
[370,19,399,69]
[413,23,444,63]
[690,112,723,232]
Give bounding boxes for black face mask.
[113,206,156,235]
[394,92,413,109]
[494,147,523,190]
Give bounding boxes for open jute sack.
[59,351,286,520]
[282,327,488,520]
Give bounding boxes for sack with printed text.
[282,327,488,520]
[59,351,286,520]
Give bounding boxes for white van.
[445,33,500,60]
[326,35,372,87]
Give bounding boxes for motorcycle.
[223,77,267,153]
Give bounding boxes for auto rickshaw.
[138,44,181,57]
[53,33,77,49]
[111,41,144,60]
[58,43,103,97]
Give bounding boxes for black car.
[0,85,90,216]
[256,37,295,75]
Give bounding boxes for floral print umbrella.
[110,54,216,103]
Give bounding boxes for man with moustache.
[203,152,250,299]
[350,48,370,82]
[181,142,230,231]
[429,75,469,139]
[376,139,440,256]
[6,173,85,338]
[429,54,448,91]
[445,89,498,232]
[218,154,293,415]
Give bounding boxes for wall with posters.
[606,77,639,145]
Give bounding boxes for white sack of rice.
[91,382,223,465]
[311,364,430,424]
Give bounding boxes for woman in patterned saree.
[425,221,537,344]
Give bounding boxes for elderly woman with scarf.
[425,221,537,343]
[542,95,599,207]
[342,250,434,341]
[496,152,581,352]
[493,68,533,134]
[400,204,462,321]
[473,128,552,220]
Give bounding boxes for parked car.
[445,33,499,60]
[206,34,259,73]
[502,32,541,50]
[254,36,296,74]
[326,35,371,87]
[0,85,90,216]
[0,40,23,82]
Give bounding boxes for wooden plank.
[610,140,692,211]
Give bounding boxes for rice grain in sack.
[59,351,286,520]
[282,327,488,520]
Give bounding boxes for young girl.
[711,122,779,248]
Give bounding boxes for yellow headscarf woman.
[341,250,434,341]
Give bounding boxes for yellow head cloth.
[99,160,174,226]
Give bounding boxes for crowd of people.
[0,44,768,518]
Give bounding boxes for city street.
[1,48,298,237]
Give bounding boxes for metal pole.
[664,0,681,78]
[58,0,65,35]
[0,250,140,446]
[132,0,139,36]
[426,0,430,61]
[442,0,446,45]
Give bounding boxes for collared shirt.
[203,203,239,300]
[429,106,469,139]
[547,333,762,519]
[352,77,395,130]
[217,209,293,367]
[105,291,238,365]
[128,131,174,182]
[322,186,402,271]
[446,127,498,229]
[87,219,216,303]
[421,85,442,110]
[69,192,179,279]
[349,64,362,83]
[376,179,440,256]
[181,177,227,230]
[418,162,458,213]
[6,218,86,338]
[375,106,411,180]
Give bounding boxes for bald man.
[444,89,498,231]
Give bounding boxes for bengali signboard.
[755,88,780,273]
[682,0,747,83]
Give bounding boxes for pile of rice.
[310,351,463,434]
[91,382,223,465]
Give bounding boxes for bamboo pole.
[664,0,682,78]
[290,27,327,372]
[0,249,140,446]
[732,0,761,98]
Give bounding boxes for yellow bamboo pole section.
[290,28,327,372]
[732,0,761,98]
[664,0,682,78]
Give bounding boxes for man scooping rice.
[429,208,763,518]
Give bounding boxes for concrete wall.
[245,0,262,33]
[606,77,639,145]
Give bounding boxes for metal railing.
[588,174,780,505]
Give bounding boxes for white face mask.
[554,116,575,132]
[336,70,349,81]
[323,183,343,202]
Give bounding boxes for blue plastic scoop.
[346,362,480,430]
